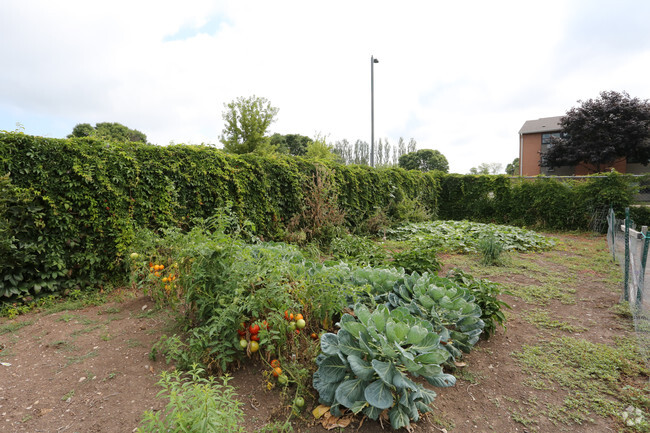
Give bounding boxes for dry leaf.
[454,361,466,367]
[312,404,330,419]
[321,413,352,430]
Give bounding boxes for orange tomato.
[271,359,280,368]
[295,313,304,321]
[272,367,282,377]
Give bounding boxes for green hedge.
[0,132,638,299]
[0,133,438,298]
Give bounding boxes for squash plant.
[376,273,485,360]
[313,304,456,430]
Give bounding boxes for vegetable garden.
[1,133,648,432]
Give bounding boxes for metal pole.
[624,207,630,301]
[639,226,649,305]
[371,55,374,167]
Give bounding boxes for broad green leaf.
[348,355,375,381]
[355,304,371,326]
[414,349,449,365]
[412,386,437,404]
[416,363,443,378]
[392,369,419,391]
[372,359,395,385]
[365,379,394,410]
[349,400,367,414]
[335,378,366,408]
[371,306,389,332]
[358,332,378,358]
[362,404,383,420]
[312,370,340,404]
[318,355,348,383]
[320,333,340,356]
[419,293,435,309]
[389,404,411,430]
[385,320,409,344]
[340,320,366,339]
[426,373,456,387]
[415,400,433,413]
[389,306,411,322]
[405,324,428,345]
[338,330,365,358]
[427,286,445,301]
[410,332,441,352]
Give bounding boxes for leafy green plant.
[446,269,510,338]
[137,365,245,433]
[376,273,485,359]
[387,220,555,253]
[313,305,454,430]
[391,245,441,275]
[478,234,506,266]
[330,234,387,267]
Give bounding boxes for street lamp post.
[371,55,378,167]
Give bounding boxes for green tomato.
[277,374,288,385]
[129,252,139,260]
[239,339,248,349]
[296,319,306,329]
[288,321,296,331]
[294,397,305,407]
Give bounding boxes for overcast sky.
[2,0,650,173]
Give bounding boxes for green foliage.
[478,234,506,266]
[270,133,312,156]
[137,365,245,433]
[285,165,346,247]
[505,157,520,175]
[313,305,454,430]
[387,220,555,253]
[398,149,449,173]
[375,273,485,360]
[391,245,441,275]
[330,234,387,267]
[68,122,148,143]
[445,269,511,338]
[0,132,635,301]
[220,95,279,154]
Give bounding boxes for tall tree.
[398,149,449,173]
[68,122,147,143]
[505,157,520,175]
[543,91,650,172]
[220,95,279,154]
[270,133,312,156]
[469,162,502,175]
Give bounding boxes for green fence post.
[624,207,630,302]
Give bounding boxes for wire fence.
[607,207,650,370]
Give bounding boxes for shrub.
[478,234,506,266]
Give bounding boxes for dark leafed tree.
[398,149,449,173]
[68,122,147,143]
[270,133,313,156]
[543,91,650,172]
[220,95,279,154]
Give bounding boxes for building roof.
[519,116,563,134]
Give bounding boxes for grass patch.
[509,284,576,305]
[523,309,587,333]
[70,324,104,337]
[0,319,34,336]
[512,335,649,426]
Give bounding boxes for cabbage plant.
[313,304,455,430]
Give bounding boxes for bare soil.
[0,233,646,433]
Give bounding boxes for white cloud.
[2,0,650,172]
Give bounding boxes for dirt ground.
[0,233,647,433]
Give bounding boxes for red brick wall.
[520,133,542,176]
